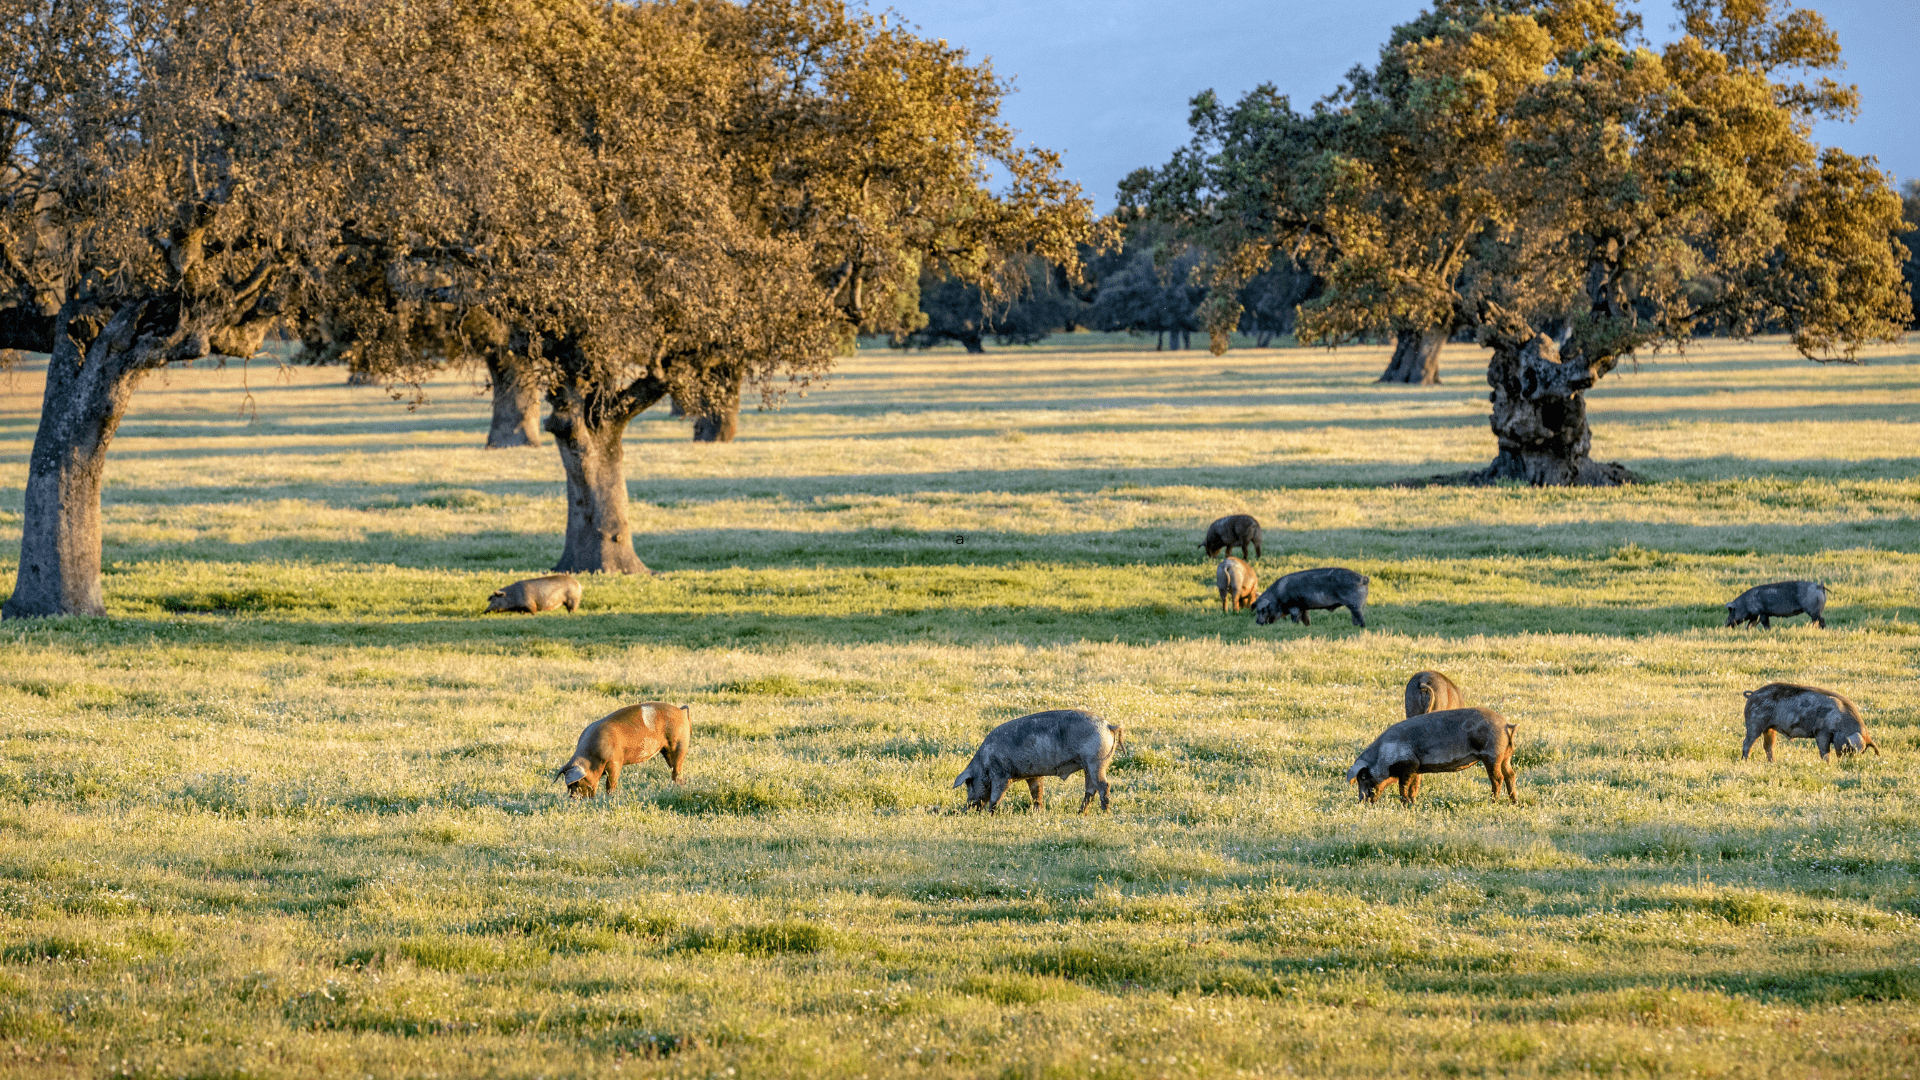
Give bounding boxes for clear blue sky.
[872,0,1919,212]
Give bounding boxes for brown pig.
[557,702,692,797]
[1404,670,1465,718]
[1202,515,1263,561]
[486,573,582,614]
[1741,683,1878,762]
[1217,557,1259,612]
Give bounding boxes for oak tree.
[0,0,417,616]
[1125,0,1911,483]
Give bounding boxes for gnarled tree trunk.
[484,351,542,448]
[545,383,664,574]
[1471,333,1636,486]
[1378,326,1446,384]
[5,302,181,617]
[690,364,743,443]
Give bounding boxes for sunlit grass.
[0,338,1917,1077]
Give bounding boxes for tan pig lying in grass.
[557,702,691,797]
[486,573,582,614]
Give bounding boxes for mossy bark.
[1378,327,1446,385]
[484,352,542,449]
[545,379,664,574]
[690,364,744,443]
[6,304,166,617]
[1471,334,1636,486]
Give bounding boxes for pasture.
[1,335,1918,1078]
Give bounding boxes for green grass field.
[1,335,1918,1078]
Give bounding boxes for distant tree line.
[899,219,1318,353]
[1903,181,1920,327]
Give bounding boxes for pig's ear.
[1346,763,1364,783]
[952,770,971,789]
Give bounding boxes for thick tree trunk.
[689,363,744,444]
[5,305,158,617]
[1378,326,1446,384]
[483,352,542,449]
[1470,333,1636,486]
[959,333,985,354]
[546,387,662,575]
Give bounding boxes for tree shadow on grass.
[0,597,1843,652]
[82,516,1920,574]
[69,456,1920,514]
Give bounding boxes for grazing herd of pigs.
[478,512,1876,811]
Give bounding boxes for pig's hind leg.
[1763,727,1778,762]
[1482,757,1511,802]
[1081,761,1112,814]
[1348,603,1365,627]
[1026,777,1045,810]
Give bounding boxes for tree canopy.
[1122,0,1911,484]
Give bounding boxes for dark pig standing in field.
[1253,567,1369,627]
[1202,515,1263,561]
[1217,557,1259,612]
[1725,580,1827,629]
[1404,670,1465,718]
[486,572,583,614]
[1741,683,1878,762]
[557,702,693,797]
[954,709,1125,814]
[1347,706,1517,805]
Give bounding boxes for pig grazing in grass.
[557,702,692,797]
[1216,557,1259,612]
[486,573,583,614]
[1404,670,1465,718]
[1348,707,1516,805]
[954,709,1124,814]
[1725,580,1827,628]
[1202,515,1263,560]
[1741,683,1878,762]
[1253,567,1369,627]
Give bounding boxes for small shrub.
[419,488,491,510]
[683,921,841,956]
[158,587,320,613]
[959,974,1085,1005]
[655,781,798,815]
